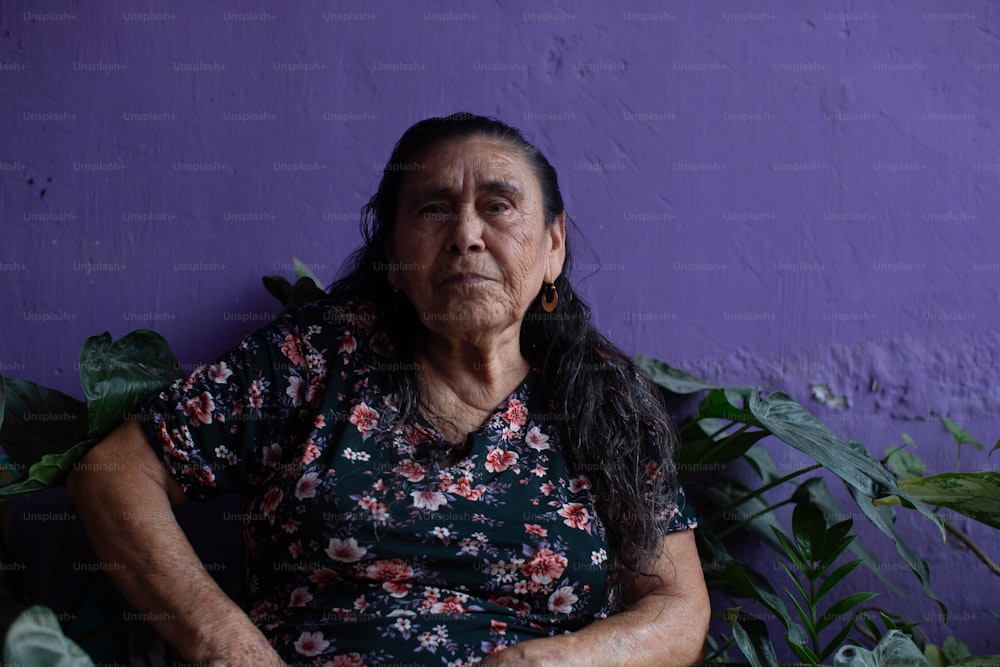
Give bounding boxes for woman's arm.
[480,529,710,666]
[66,420,286,666]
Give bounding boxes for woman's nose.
[447,207,486,254]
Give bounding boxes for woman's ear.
[545,211,567,283]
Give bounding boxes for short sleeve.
[664,483,699,532]
[136,305,325,499]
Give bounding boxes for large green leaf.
[732,619,779,667]
[792,502,826,563]
[751,392,946,596]
[0,375,88,474]
[699,389,759,425]
[718,561,809,645]
[262,275,327,309]
[748,391,898,495]
[885,447,929,478]
[677,429,770,469]
[896,472,1000,529]
[846,483,945,613]
[833,629,929,667]
[952,657,1000,667]
[695,523,735,579]
[944,418,984,452]
[699,477,786,553]
[262,275,295,306]
[817,591,878,633]
[633,354,721,394]
[0,439,97,497]
[2,605,94,666]
[78,329,182,440]
[792,477,908,599]
[293,256,324,286]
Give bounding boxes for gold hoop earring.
[541,282,558,313]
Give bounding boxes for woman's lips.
[441,272,488,285]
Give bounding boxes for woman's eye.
[485,201,509,214]
[420,204,448,219]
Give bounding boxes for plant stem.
[809,570,819,656]
[696,423,754,468]
[707,463,823,524]
[703,636,736,663]
[716,498,794,539]
[942,516,1000,577]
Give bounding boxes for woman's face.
[386,136,566,347]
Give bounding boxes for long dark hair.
[330,112,680,607]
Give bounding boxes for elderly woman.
[69,113,709,666]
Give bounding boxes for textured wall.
[2,0,999,655]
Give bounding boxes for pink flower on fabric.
[525,426,550,451]
[557,503,590,530]
[248,379,267,409]
[293,630,329,656]
[411,490,448,511]
[349,402,379,436]
[327,653,366,667]
[206,361,232,383]
[182,392,214,425]
[325,537,367,563]
[294,472,321,500]
[547,585,579,614]
[430,596,466,614]
[383,581,412,598]
[285,375,305,407]
[306,376,325,407]
[520,549,567,584]
[280,334,305,365]
[569,475,591,493]
[365,559,413,582]
[300,440,319,465]
[395,459,426,482]
[260,487,283,515]
[289,586,313,607]
[448,477,485,501]
[339,330,357,354]
[485,448,518,473]
[501,399,528,428]
[524,523,548,537]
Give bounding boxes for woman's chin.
[418,301,517,339]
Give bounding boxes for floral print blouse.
[139,298,698,666]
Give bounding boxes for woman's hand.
[476,530,709,667]
[200,633,287,666]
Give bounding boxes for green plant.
[772,501,875,663]
[635,356,1000,665]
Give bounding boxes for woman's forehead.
[404,137,537,193]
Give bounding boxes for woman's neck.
[412,328,530,442]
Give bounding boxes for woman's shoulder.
[285,295,380,332]
[279,295,395,363]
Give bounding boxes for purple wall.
[3,0,999,654]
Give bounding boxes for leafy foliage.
[0,330,181,496]
[633,355,970,664]
[772,502,876,663]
